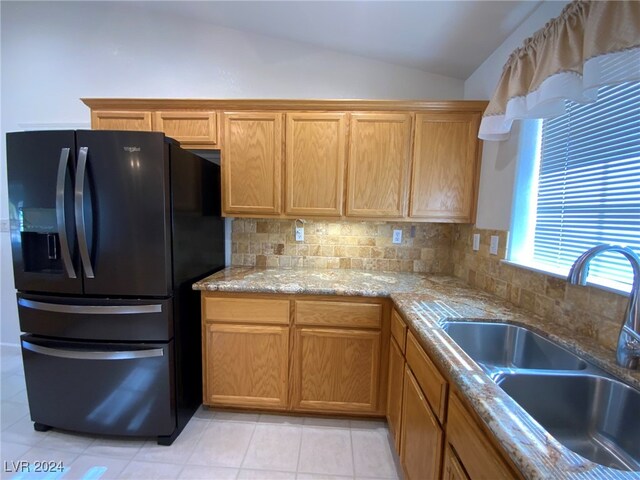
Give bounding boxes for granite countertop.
[195,267,640,479]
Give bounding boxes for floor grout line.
[237,418,259,476]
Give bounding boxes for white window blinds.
[533,81,640,287]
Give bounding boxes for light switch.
[472,234,480,251]
[490,235,499,255]
[392,229,402,244]
[295,227,304,242]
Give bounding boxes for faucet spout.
[567,244,640,369]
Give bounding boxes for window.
[509,81,640,292]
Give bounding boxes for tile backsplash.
[231,219,453,274]
[230,218,626,352]
[452,224,627,352]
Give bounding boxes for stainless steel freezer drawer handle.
[18,298,162,314]
[75,146,95,279]
[22,340,164,360]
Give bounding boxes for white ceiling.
[143,1,542,80]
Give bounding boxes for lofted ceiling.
[143,0,543,80]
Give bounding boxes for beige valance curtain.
[479,0,640,141]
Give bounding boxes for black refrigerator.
[6,130,225,445]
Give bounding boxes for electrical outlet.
[0,219,9,233]
[472,233,480,251]
[295,226,304,242]
[392,229,402,244]
[490,235,499,255]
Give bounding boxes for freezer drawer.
[21,335,175,438]
[17,293,173,342]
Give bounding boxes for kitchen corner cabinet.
[285,113,347,217]
[222,112,283,215]
[346,113,412,218]
[410,112,482,222]
[91,110,153,132]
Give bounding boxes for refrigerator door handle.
[18,298,162,314]
[75,146,95,278]
[22,340,164,360]
[55,147,76,278]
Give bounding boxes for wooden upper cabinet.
[154,111,217,147]
[91,110,153,131]
[346,113,412,218]
[285,113,347,216]
[222,112,283,215]
[410,112,481,222]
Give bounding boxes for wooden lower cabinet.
[400,366,444,480]
[293,327,381,413]
[204,323,289,409]
[386,337,405,450]
[443,444,470,480]
[446,393,517,479]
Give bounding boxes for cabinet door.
[386,337,405,451]
[91,110,153,131]
[285,113,346,216]
[293,327,381,413]
[443,444,471,480]
[154,111,217,146]
[346,113,412,218]
[400,366,444,480]
[222,112,283,215]
[204,323,289,409]
[410,113,481,222]
[447,393,518,479]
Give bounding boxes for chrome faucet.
[568,245,640,369]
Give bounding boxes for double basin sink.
[442,321,640,472]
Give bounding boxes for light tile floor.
[1,345,403,480]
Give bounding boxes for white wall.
[464,0,568,230]
[0,1,464,345]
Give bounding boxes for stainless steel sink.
[497,373,640,471]
[442,320,640,472]
[442,322,587,372]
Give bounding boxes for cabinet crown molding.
[81,98,488,112]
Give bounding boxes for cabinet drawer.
[204,297,290,325]
[390,309,407,352]
[296,300,381,328]
[447,393,517,479]
[406,332,448,422]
